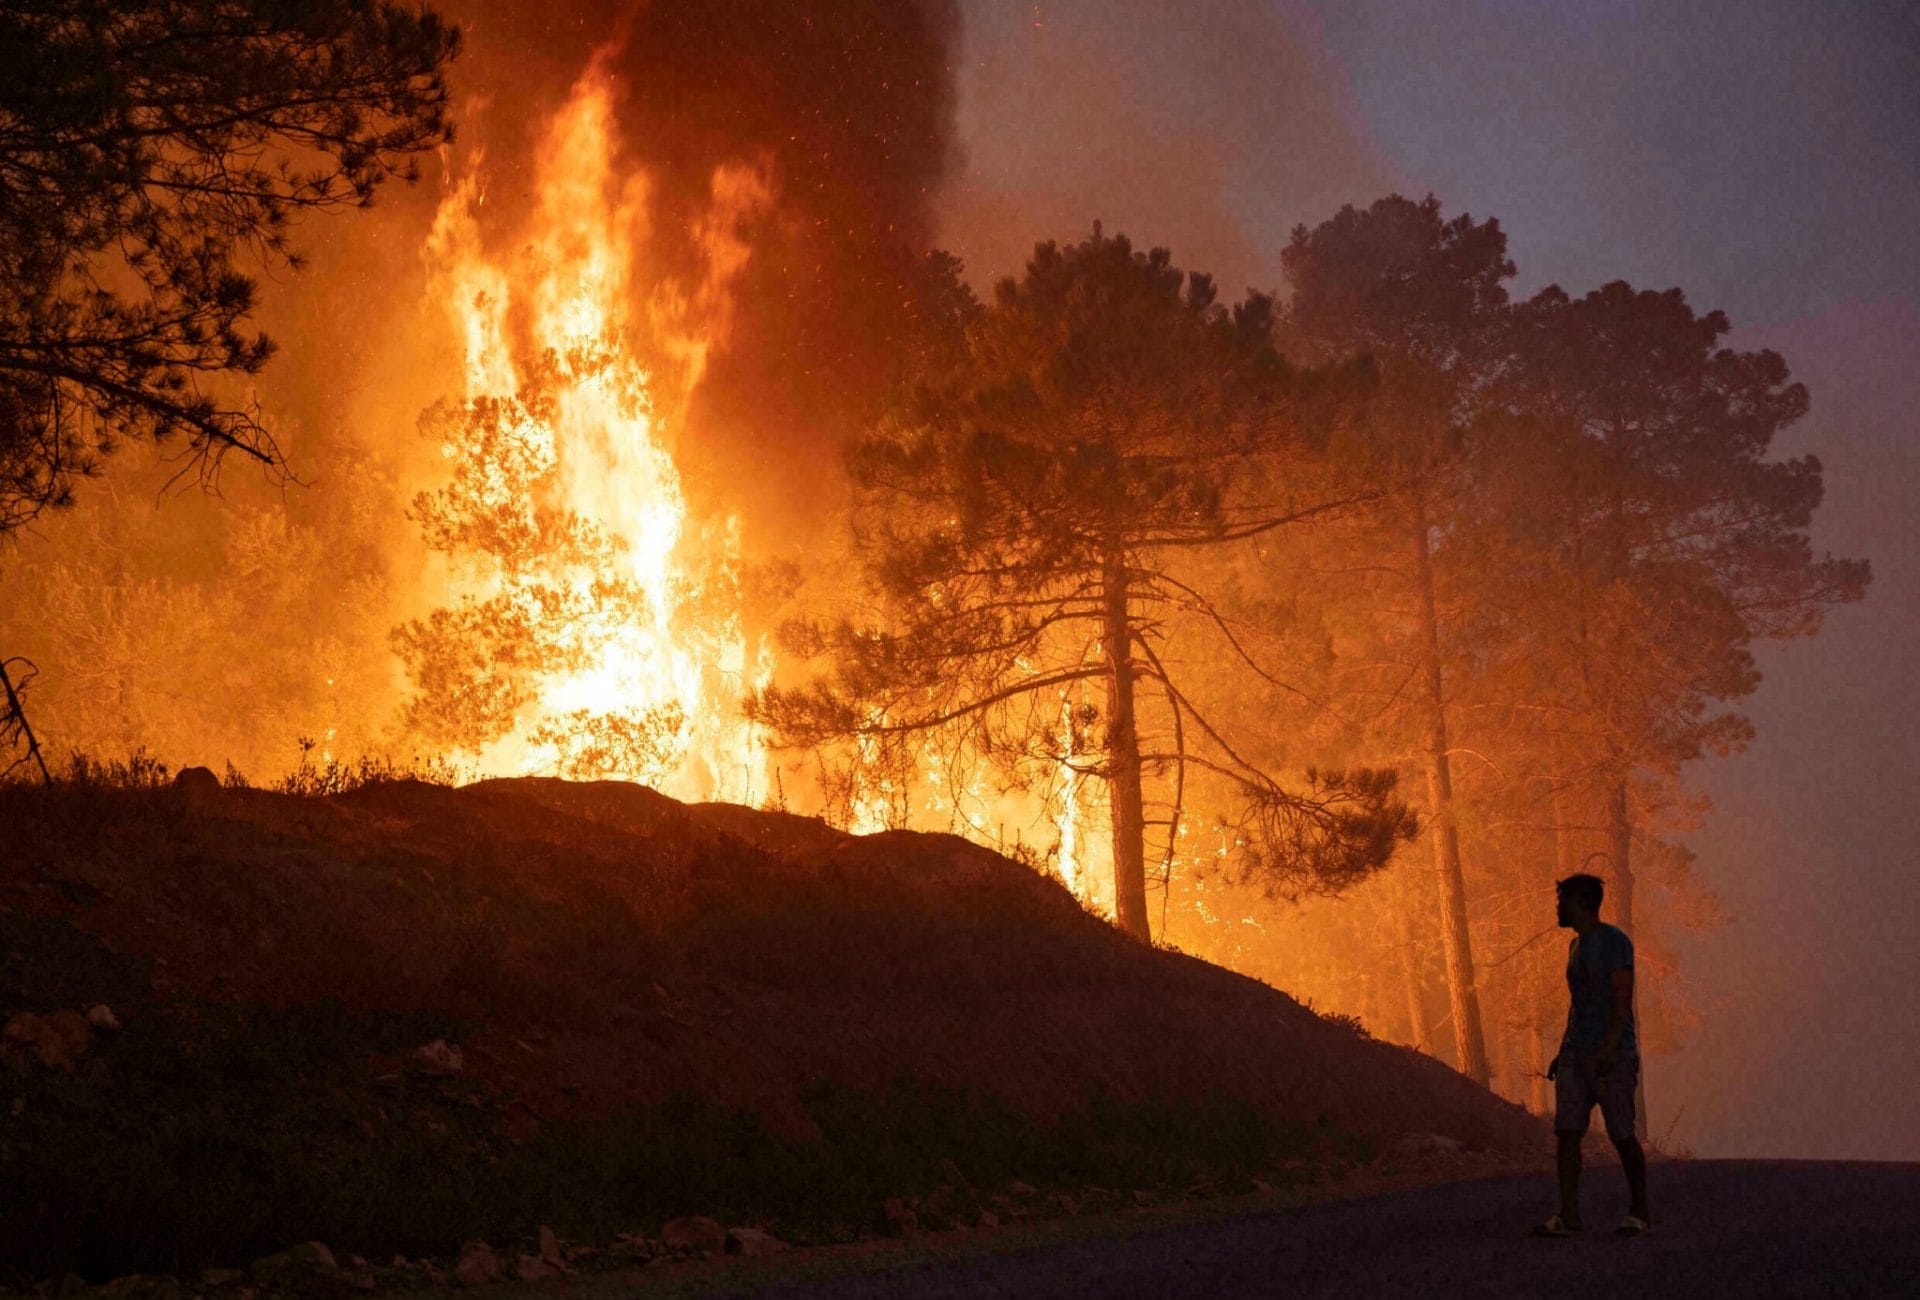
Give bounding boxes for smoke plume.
[452,1,963,546]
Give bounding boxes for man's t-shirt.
[1560,922,1636,1057]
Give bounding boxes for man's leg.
[1556,1131,1584,1227]
[1602,1063,1649,1225]
[1550,1055,1596,1229]
[1612,1135,1649,1223]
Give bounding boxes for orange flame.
[422,74,771,803]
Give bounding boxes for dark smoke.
[454,1,963,546]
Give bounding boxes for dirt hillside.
[0,774,1540,1153]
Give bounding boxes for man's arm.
[1597,966,1633,1072]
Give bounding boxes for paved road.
[760,1161,1920,1298]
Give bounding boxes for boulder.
[659,1215,726,1256]
[173,766,221,797]
[95,1274,181,1297]
[251,1241,338,1286]
[513,1255,558,1282]
[537,1224,563,1267]
[86,1003,121,1032]
[46,1009,92,1057]
[409,1038,463,1076]
[725,1227,789,1257]
[3,1010,90,1070]
[453,1241,499,1287]
[1391,1132,1467,1159]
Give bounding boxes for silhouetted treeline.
[762,197,1868,1102]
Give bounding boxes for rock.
[86,1004,121,1032]
[537,1224,563,1267]
[173,766,221,800]
[251,1241,338,1286]
[409,1038,463,1076]
[199,1268,247,1288]
[976,1209,1000,1229]
[46,1008,92,1057]
[453,1240,499,1287]
[725,1227,789,1257]
[882,1197,920,1237]
[1005,1180,1038,1198]
[3,1010,87,1070]
[659,1215,726,1256]
[1131,1189,1156,1207]
[98,1274,181,1296]
[289,1242,337,1270]
[1391,1132,1467,1159]
[513,1255,558,1282]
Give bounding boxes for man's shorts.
[1554,1052,1638,1141]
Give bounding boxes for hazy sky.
[943,0,1918,1158]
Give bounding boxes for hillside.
[0,772,1541,1283]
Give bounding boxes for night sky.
[942,0,1918,1159]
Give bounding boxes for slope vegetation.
[0,773,1540,1279]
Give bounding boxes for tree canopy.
[755,228,1417,941]
[0,0,459,532]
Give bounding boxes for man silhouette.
[1534,872,1650,1237]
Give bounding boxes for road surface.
[758,1160,1920,1298]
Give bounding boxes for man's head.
[1556,873,1605,928]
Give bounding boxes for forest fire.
[2,18,1911,1277]
[403,69,1115,877]
[398,72,773,803]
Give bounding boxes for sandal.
[1532,1215,1582,1237]
[1616,1214,1649,1237]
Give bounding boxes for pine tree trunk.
[1395,872,1433,1053]
[1541,783,1581,1116]
[1397,890,1428,1044]
[1607,779,1635,933]
[1531,998,1555,1116]
[1607,778,1650,1140]
[1102,547,1151,942]
[1491,995,1516,1100]
[1410,508,1490,1085]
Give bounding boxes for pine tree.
[0,0,459,532]
[754,229,1415,942]
[1274,195,1516,1085]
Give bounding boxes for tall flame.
[420,74,770,803]
[416,73,1116,913]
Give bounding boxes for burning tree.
[754,229,1416,942]
[392,368,688,784]
[392,75,771,799]
[0,0,459,533]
